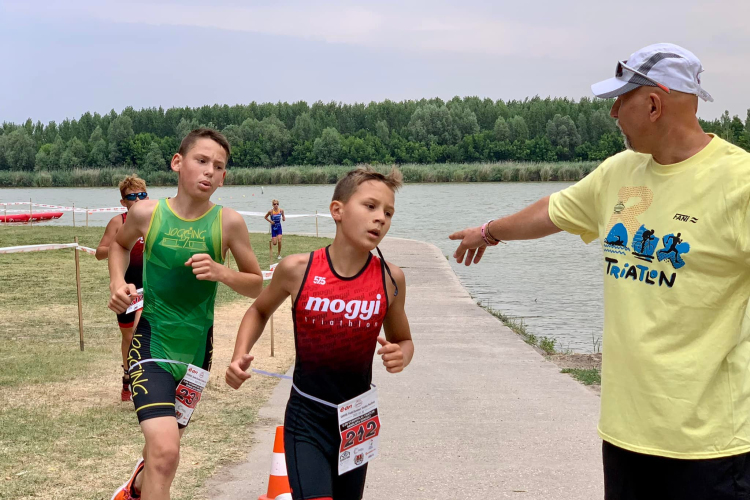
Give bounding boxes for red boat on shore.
[0,212,64,223]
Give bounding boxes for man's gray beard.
[616,120,634,151]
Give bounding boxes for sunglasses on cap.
[616,60,671,94]
[124,192,148,201]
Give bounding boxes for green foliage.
[539,336,557,355]
[107,115,134,165]
[292,112,316,142]
[142,141,167,173]
[509,116,529,142]
[34,144,54,171]
[0,97,746,176]
[494,116,510,142]
[60,137,87,170]
[407,104,459,145]
[313,127,342,164]
[1,129,36,171]
[561,368,601,385]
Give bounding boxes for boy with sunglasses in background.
[96,175,150,402]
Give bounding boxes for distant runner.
[265,199,285,260]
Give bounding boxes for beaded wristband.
[481,223,499,246]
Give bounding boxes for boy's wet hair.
[332,166,403,203]
[119,174,147,199]
[178,128,231,160]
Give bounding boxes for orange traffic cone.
[259,426,292,500]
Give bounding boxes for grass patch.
[482,304,558,354]
[0,225,329,499]
[561,368,601,386]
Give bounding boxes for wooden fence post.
[74,237,85,351]
[270,313,275,357]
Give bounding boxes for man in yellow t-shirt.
[450,43,750,500]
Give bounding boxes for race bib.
[175,364,209,426]
[125,288,144,314]
[338,387,380,475]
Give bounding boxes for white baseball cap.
[591,43,713,102]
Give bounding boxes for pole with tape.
[74,237,84,351]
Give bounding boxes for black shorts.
[284,393,368,500]
[603,440,750,500]
[116,266,143,328]
[127,317,213,429]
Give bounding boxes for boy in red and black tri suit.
[96,174,149,401]
[227,167,414,500]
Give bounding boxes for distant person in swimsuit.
[265,199,285,260]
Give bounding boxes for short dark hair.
[178,128,231,160]
[332,166,403,203]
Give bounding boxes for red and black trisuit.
[286,246,389,500]
[116,212,144,328]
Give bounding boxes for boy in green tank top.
[107,129,263,500]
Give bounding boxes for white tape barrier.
[0,243,274,282]
[1,202,333,218]
[0,243,96,255]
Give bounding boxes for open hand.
[185,253,225,281]
[225,354,254,389]
[448,227,486,267]
[377,337,405,374]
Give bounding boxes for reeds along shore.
[0,161,599,188]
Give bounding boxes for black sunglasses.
[615,60,671,94]
[124,192,148,201]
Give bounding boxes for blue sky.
[1,0,747,124]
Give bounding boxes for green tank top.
[142,198,223,379]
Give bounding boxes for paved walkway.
[207,237,603,500]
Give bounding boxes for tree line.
[0,97,748,172]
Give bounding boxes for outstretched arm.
[449,196,560,267]
[225,254,307,389]
[379,264,413,373]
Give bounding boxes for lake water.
[0,183,604,352]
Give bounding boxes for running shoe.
[111,458,144,500]
[277,255,282,260]
[121,386,132,402]
[121,376,132,402]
